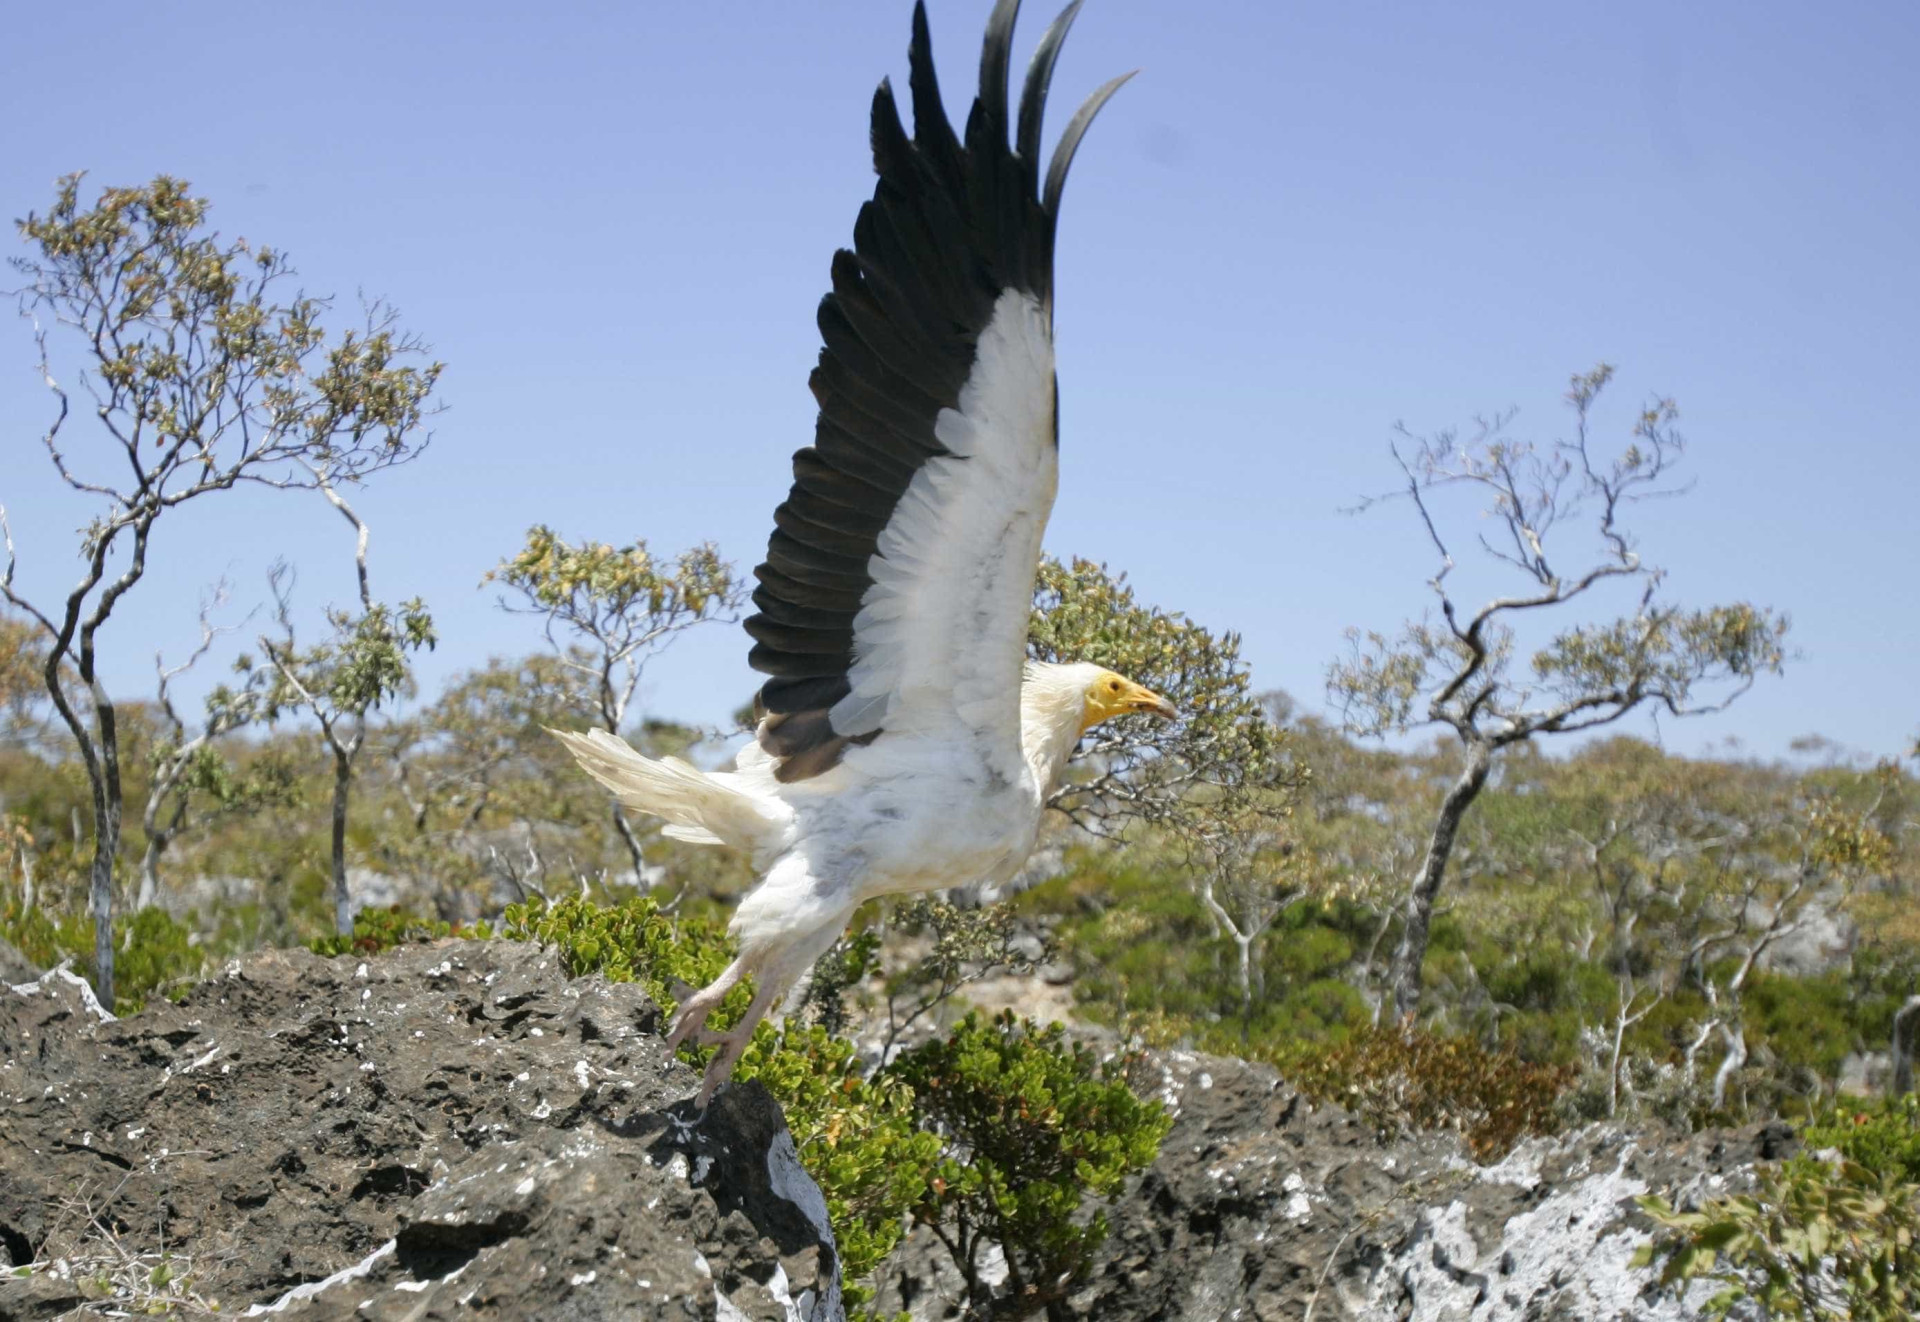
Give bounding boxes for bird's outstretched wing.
[745,0,1130,784]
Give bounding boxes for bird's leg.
[694,979,783,1108]
[677,892,858,1107]
[665,957,748,1053]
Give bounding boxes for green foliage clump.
[890,1011,1172,1314]
[488,526,737,628]
[1637,1156,1920,1320]
[1,900,203,1015]
[498,893,737,1020]
[1804,1095,1920,1186]
[307,905,491,958]
[499,898,1171,1318]
[115,907,207,1011]
[1638,1098,1920,1318]
[1272,1026,1575,1161]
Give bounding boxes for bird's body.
[557,0,1167,1102]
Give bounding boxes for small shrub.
[497,894,735,1020]
[1273,1025,1575,1160]
[1637,1156,1920,1320]
[308,905,490,958]
[2,897,87,974]
[887,1011,1172,1316]
[115,907,207,1012]
[1803,1094,1920,1184]
[3,901,204,1014]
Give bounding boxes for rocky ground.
[4,940,1776,1321]
[873,1050,1777,1320]
[0,942,838,1321]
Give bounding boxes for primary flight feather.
[555,0,1169,1104]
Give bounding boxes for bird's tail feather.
[549,728,785,857]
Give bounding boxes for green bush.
[3,900,204,1014]
[1639,1096,1920,1318]
[1804,1094,1920,1184]
[497,893,736,1021]
[308,904,491,958]
[1,897,86,975]
[1638,1156,1920,1320]
[888,1011,1172,1316]
[115,906,207,1011]
[736,1024,940,1310]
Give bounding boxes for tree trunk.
[1711,1023,1747,1109]
[1893,996,1920,1097]
[332,744,353,936]
[1608,1015,1627,1118]
[1235,932,1254,1031]
[611,803,646,886]
[89,696,126,1010]
[1387,739,1493,1023]
[88,827,116,1007]
[136,834,163,912]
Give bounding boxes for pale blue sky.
[3,1,1915,760]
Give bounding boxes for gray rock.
[0,938,37,985]
[0,941,839,1321]
[1756,892,1857,976]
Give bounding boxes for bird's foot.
[693,1023,759,1108]
[665,990,727,1053]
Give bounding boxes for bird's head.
[1078,667,1178,734]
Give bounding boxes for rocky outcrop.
[874,1051,1782,1321]
[2,940,1790,1322]
[0,941,840,1322]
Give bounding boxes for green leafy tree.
[247,475,436,934]
[0,613,48,745]
[0,174,440,1003]
[1329,365,1789,1022]
[1029,555,1304,842]
[889,1011,1172,1319]
[487,526,744,878]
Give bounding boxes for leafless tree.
[135,586,266,910]
[1329,365,1789,1023]
[1182,809,1309,1036]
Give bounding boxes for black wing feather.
[745,0,1127,782]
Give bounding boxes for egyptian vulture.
[557,0,1170,1103]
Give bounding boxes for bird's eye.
[1108,681,1121,692]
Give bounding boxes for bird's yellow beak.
[1082,674,1179,732]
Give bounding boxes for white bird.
[555,0,1170,1104]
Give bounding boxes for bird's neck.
[1019,674,1089,795]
